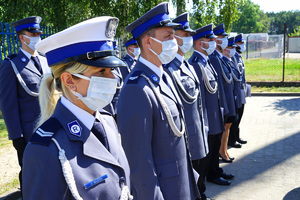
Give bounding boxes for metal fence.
[0,22,56,62]
[243,33,284,60]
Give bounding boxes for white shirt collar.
[216,49,223,58]
[127,53,135,60]
[139,56,163,79]
[194,50,208,61]
[175,54,184,64]
[61,96,97,130]
[20,48,32,59]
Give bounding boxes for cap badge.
[106,18,118,38]
[67,120,82,137]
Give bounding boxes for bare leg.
[219,123,232,159]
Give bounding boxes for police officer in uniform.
[120,38,140,80]
[103,40,123,121]
[163,12,210,200]
[210,24,236,162]
[222,37,244,148]
[188,24,234,186]
[22,17,132,200]
[117,3,199,199]
[230,33,248,145]
[0,16,50,192]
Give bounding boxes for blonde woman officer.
[22,17,132,200]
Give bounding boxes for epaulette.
[192,56,199,63]
[127,70,142,84]
[30,118,62,146]
[5,54,17,60]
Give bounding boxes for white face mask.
[238,43,246,53]
[201,41,216,55]
[149,37,178,64]
[227,48,236,57]
[22,35,41,51]
[217,37,228,50]
[71,74,118,111]
[175,35,193,53]
[129,47,141,58]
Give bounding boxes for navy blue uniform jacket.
[188,51,225,135]
[23,100,130,199]
[0,50,50,142]
[164,57,209,160]
[117,60,199,200]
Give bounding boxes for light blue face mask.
[201,41,216,55]
[228,48,236,57]
[149,37,178,64]
[217,37,228,50]
[71,74,118,111]
[23,35,41,51]
[129,47,141,58]
[175,35,193,53]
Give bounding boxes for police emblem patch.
[106,18,118,38]
[67,120,82,137]
[21,57,27,62]
[151,74,159,83]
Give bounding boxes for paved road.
[1,96,300,200]
[206,96,300,200]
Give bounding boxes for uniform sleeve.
[22,142,71,200]
[117,83,164,200]
[0,60,23,139]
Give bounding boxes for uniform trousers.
[12,138,27,194]
[206,133,223,180]
[192,156,208,199]
[229,104,245,143]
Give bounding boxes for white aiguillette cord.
[168,67,199,104]
[52,138,133,200]
[197,62,218,94]
[140,74,185,137]
[51,138,83,200]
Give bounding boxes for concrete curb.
[251,92,300,96]
[0,188,21,200]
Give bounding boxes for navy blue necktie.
[92,119,109,150]
[31,56,43,74]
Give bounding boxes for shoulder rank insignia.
[30,118,62,146]
[128,70,142,84]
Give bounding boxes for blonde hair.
[37,62,90,128]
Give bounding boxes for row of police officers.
[0,2,249,200]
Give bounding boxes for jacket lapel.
[53,100,122,168]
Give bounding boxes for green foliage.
[190,0,218,29]
[218,0,244,32]
[289,26,300,37]
[232,0,270,33]
[268,11,300,35]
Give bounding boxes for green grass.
[245,58,300,82]
[251,86,300,93]
[0,178,20,195]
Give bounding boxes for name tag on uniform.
[84,174,108,189]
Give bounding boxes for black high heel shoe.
[219,153,233,163]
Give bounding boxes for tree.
[231,0,270,33]
[172,0,188,16]
[268,11,300,35]
[218,0,244,33]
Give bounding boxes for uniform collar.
[126,53,135,60]
[216,49,223,58]
[20,48,38,58]
[175,53,184,64]
[194,50,208,62]
[139,56,163,80]
[61,96,97,131]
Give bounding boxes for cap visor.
[78,56,126,68]
[184,28,196,33]
[164,22,181,29]
[25,29,42,33]
[207,34,217,38]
